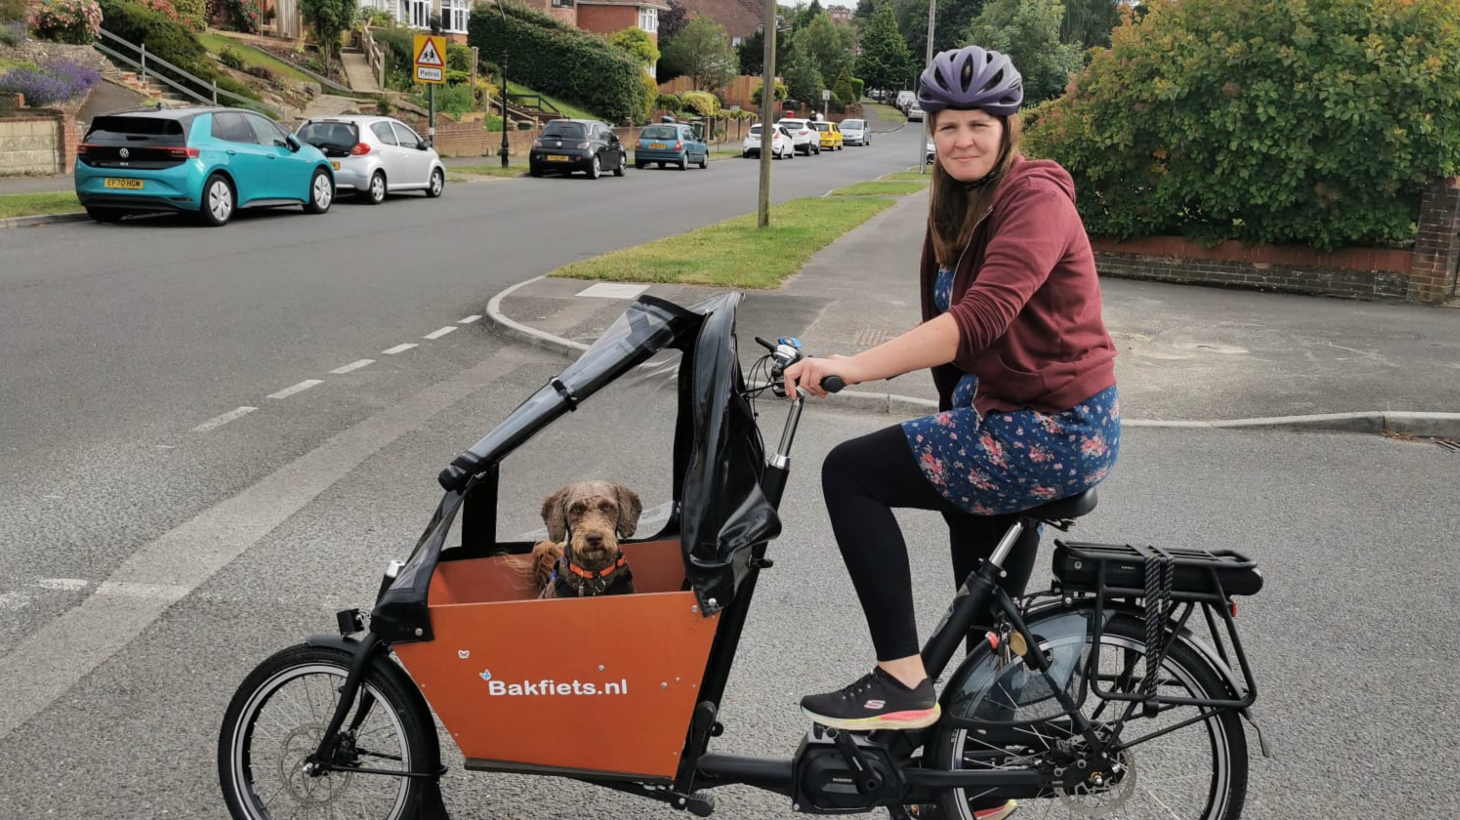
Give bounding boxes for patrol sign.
[414,34,446,84]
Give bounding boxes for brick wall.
[1090,182,1460,304]
[0,94,81,176]
[576,4,637,38]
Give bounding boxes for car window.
[642,125,678,140]
[210,112,253,144]
[244,113,286,147]
[391,122,421,147]
[541,121,586,139]
[371,122,399,146]
[298,120,358,149]
[843,119,863,129]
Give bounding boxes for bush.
[134,0,199,31]
[0,0,26,20]
[849,77,864,102]
[679,89,719,116]
[0,20,24,45]
[374,92,393,115]
[101,0,212,80]
[654,93,681,111]
[27,0,102,43]
[1026,0,1460,250]
[749,79,787,106]
[446,42,473,72]
[411,81,475,116]
[171,0,202,28]
[219,44,245,70]
[213,73,259,102]
[468,1,649,123]
[0,57,101,105]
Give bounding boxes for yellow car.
[814,121,844,151]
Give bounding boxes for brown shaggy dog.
[530,481,643,598]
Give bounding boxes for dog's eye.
[599,501,613,511]
[570,503,585,514]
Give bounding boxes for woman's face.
[933,109,1005,182]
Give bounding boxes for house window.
[551,0,573,7]
[401,0,428,28]
[638,6,657,32]
[444,0,469,32]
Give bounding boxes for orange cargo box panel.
[392,540,720,780]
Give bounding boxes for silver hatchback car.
[295,115,446,204]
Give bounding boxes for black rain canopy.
[372,293,780,643]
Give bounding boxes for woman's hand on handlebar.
[783,355,857,399]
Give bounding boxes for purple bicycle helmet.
[917,46,1023,116]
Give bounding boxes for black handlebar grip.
[821,375,845,393]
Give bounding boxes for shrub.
[749,79,787,106]
[0,20,24,45]
[101,0,211,76]
[0,0,27,20]
[468,1,650,123]
[206,0,255,31]
[0,57,101,105]
[374,92,393,115]
[134,0,199,31]
[244,64,273,81]
[679,89,719,116]
[446,42,473,72]
[28,0,102,43]
[655,93,681,111]
[1026,0,1460,250]
[219,44,245,70]
[170,0,202,28]
[411,81,474,116]
[849,77,864,102]
[213,72,258,102]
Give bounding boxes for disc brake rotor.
[278,723,353,805]
[1055,751,1136,816]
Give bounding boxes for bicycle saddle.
[1023,488,1097,522]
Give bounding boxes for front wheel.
[613,153,626,177]
[425,167,445,198]
[198,173,235,227]
[304,168,334,214]
[929,616,1248,820]
[218,644,435,820]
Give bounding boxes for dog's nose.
[586,533,604,547]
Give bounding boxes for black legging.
[821,424,1040,662]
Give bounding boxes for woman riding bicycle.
[784,45,1121,740]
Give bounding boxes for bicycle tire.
[929,616,1248,820]
[218,643,436,820]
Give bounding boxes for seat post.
[987,518,1030,570]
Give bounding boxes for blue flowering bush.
[0,58,103,106]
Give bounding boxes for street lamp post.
[496,0,510,168]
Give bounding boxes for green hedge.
[1024,0,1460,251]
[172,0,203,29]
[100,0,258,101]
[467,1,648,123]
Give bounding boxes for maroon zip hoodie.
[920,156,1117,415]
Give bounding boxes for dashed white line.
[34,579,88,591]
[267,379,324,400]
[423,326,457,340]
[192,406,257,433]
[330,359,375,374]
[382,343,418,355]
[458,314,482,324]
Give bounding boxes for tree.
[780,32,824,108]
[855,2,912,98]
[737,27,764,75]
[793,0,825,32]
[658,0,688,40]
[609,27,660,66]
[800,12,856,87]
[963,0,1081,104]
[750,78,788,106]
[661,16,737,92]
[1060,0,1120,49]
[933,0,986,51]
[831,67,855,106]
[299,0,356,66]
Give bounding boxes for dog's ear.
[613,483,642,538]
[540,486,570,543]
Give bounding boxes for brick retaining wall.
[0,93,82,175]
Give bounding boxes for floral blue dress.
[901,268,1121,515]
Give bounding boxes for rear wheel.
[86,206,125,223]
[635,160,646,169]
[364,171,387,204]
[586,154,601,179]
[699,153,708,169]
[304,168,334,214]
[613,153,626,177]
[678,155,688,170]
[929,616,1247,820]
[198,173,235,227]
[218,644,434,820]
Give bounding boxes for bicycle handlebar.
[753,336,846,395]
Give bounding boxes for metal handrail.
[95,28,285,118]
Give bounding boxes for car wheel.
[364,170,387,204]
[426,167,445,197]
[678,155,688,171]
[197,173,234,227]
[85,206,124,224]
[699,153,708,169]
[635,160,645,169]
[742,150,750,158]
[304,168,333,214]
[530,164,544,177]
[614,153,626,177]
[657,162,666,168]
[587,154,601,179]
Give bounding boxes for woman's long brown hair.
[928,112,1024,269]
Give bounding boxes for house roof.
[576,0,671,9]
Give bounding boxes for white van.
[895,90,917,112]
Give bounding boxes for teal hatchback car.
[75,107,336,226]
[633,123,709,170]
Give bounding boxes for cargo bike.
[218,293,1270,819]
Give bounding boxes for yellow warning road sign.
[414,34,447,84]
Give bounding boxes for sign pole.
[429,84,436,144]
[412,33,447,146]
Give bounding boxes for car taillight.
[167,147,200,159]
[674,141,683,150]
[576,141,589,149]
[351,143,371,155]
[800,129,808,135]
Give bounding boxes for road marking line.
[192,406,257,433]
[267,379,324,400]
[34,579,88,591]
[330,359,375,374]
[423,326,457,340]
[0,350,530,742]
[458,315,482,324]
[0,592,31,612]
[382,343,418,355]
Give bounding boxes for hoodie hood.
[996,156,1077,204]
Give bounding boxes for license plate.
[103,178,143,190]
[547,155,570,162]
[649,143,666,149]
[330,161,340,170]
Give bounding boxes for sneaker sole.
[801,703,941,731]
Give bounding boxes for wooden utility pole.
[757,0,778,229]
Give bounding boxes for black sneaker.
[800,667,941,731]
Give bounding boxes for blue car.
[76,107,336,226]
[633,123,709,170]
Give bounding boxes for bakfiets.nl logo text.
[479,669,629,697]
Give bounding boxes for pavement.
[487,189,1460,433]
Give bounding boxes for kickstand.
[417,778,452,820]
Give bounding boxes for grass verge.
[451,162,529,178]
[199,34,311,83]
[865,102,907,123]
[0,191,82,220]
[832,181,927,196]
[551,195,896,289]
[505,80,602,122]
[881,171,934,181]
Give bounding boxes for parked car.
[813,121,844,151]
[529,119,628,179]
[927,140,936,165]
[894,90,916,112]
[635,122,709,170]
[742,123,794,159]
[840,118,870,146]
[776,118,820,155]
[906,101,925,122]
[75,107,335,226]
[294,116,444,204]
